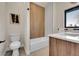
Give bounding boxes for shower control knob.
[27,8,30,10]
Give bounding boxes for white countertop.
[48,32,79,43]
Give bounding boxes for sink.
[60,32,79,37]
[64,33,79,37]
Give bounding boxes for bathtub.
[30,37,49,52]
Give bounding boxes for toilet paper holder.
[0,40,5,43]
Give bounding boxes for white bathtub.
[30,37,49,52]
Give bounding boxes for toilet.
[9,33,21,56]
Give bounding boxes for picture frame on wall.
[10,13,19,24]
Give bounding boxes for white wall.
[0,3,7,55]
[6,3,25,35]
[45,3,77,35]
[54,3,66,33]
[53,2,79,33]
[6,3,24,50]
[52,3,59,33]
[23,3,30,55]
[0,3,6,41]
[45,2,53,36]
[5,2,30,55]
[0,2,31,56]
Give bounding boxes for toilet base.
[12,49,19,56]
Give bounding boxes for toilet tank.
[10,33,20,42]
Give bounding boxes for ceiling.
[33,2,48,7]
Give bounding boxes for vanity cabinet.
[49,37,79,56]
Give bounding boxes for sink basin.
[65,33,79,37]
[60,32,79,37]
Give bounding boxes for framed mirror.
[65,5,79,28]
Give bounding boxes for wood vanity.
[49,33,79,56]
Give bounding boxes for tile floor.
[5,47,26,56]
[31,46,49,56]
[5,46,49,56]
[19,47,26,56]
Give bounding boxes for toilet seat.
[10,41,21,50]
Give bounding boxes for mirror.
[65,6,79,28]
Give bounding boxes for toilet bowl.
[9,33,21,56]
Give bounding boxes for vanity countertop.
[48,32,79,43]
